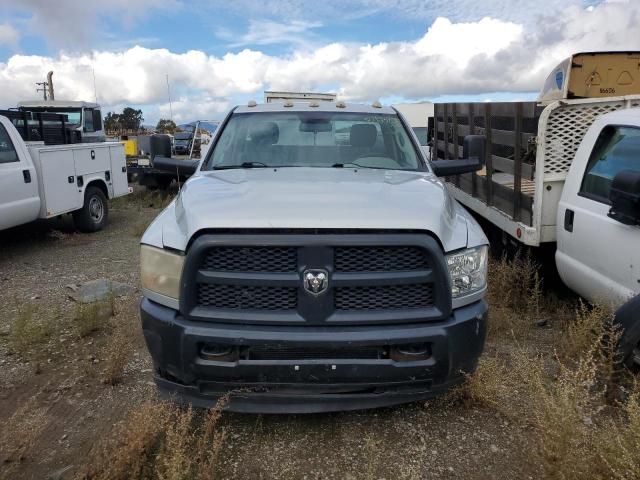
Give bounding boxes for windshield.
[205,111,423,171]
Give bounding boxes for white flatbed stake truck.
[0,110,130,232]
[433,51,640,367]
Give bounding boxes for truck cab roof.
[17,100,101,109]
[234,102,397,115]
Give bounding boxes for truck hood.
[152,167,472,252]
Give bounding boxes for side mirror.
[153,156,199,177]
[431,135,486,177]
[463,135,486,165]
[608,170,640,226]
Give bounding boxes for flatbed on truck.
[431,52,640,365]
[434,51,640,247]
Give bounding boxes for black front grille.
[334,284,434,311]
[202,246,297,272]
[334,246,428,272]
[244,345,384,360]
[185,233,449,324]
[197,284,297,310]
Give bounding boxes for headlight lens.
[140,245,184,300]
[445,246,488,298]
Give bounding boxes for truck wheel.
[73,186,109,233]
[157,177,172,190]
[614,294,640,370]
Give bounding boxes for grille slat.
[197,284,297,310]
[334,284,434,311]
[202,246,297,272]
[335,246,428,272]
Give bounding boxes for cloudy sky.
[0,0,638,124]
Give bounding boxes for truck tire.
[615,294,640,370]
[73,186,109,233]
[157,177,172,190]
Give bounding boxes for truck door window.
[580,125,640,203]
[84,109,95,132]
[0,124,19,163]
[92,109,103,131]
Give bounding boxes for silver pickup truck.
[139,101,489,413]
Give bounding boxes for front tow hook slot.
[200,344,237,362]
[390,343,431,362]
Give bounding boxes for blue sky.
[0,0,636,123]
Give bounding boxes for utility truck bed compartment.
[27,142,128,218]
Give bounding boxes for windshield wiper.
[213,161,269,170]
[332,162,368,168]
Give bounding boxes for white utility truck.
[433,51,640,366]
[0,109,129,232]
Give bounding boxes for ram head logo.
[303,269,329,295]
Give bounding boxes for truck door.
[81,108,105,142]
[556,124,640,306]
[0,117,40,230]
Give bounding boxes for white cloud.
[219,19,322,48]
[0,0,178,48]
[0,23,19,46]
[414,17,523,68]
[0,0,637,123]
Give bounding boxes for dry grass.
[0,395,48,468]
[597,382,640,479]
[130,218,152,238]
[561,301,616,360]
[74,299,114,338]
[460,271,639,480]
[113,188,175,211]
[101,321,134,385]
[486,253,545,339]
[8,302,56,354]
[80,398,227,480]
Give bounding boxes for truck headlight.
[140,245,184,300]
[445,246,488,298]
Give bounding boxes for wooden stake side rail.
[433,101,543,227]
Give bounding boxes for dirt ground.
[0,188,558,479]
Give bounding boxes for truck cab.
[556,109,640,306]
[0,117,40,229]
[173,131,193,155]
[16,100,105,143]
[139,101,489,413]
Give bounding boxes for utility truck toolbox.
[140,101,489,413]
